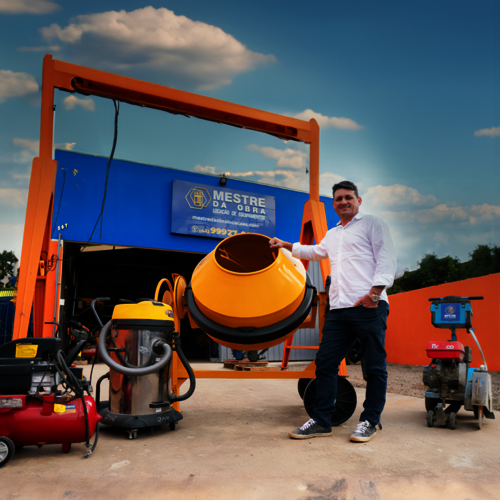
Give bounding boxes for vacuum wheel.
[303,377,357,426]
[0,437,15,468]
[448,412,457,430]
[426,410,435,427]
[297,378,313,400]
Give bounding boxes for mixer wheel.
[448,412,457,430]
[298,378,313,400]
[426,410,435,427]
[0,437,15,468]
[169,422,176,431]
[303,377,357,426]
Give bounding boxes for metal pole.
[52,233,62,337]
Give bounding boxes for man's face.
[333,188,362,221]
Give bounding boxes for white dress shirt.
[291,212,397,309]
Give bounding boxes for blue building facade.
[53,150,338,361]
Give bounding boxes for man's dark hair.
[332,180,359,198]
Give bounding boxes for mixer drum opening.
[215,233,277,274]
[187,233,316,350]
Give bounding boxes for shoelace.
[300,418,316,431]
[354,420,371,433]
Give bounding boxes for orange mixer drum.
[186,233,316,350]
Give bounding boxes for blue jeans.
[313,301,389,428]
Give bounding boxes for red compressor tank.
[0,394,101,453]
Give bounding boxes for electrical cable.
[52,99,121,263]
[51,168,67,237]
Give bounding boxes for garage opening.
[60,243,210,361]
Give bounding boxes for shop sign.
[171,180,276,239]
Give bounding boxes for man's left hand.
[353,294,378,308]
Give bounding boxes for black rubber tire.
[0,437,15,468]
[297,378,312,400]
[169,422,176,431]
[448,412,457,430]
[425,397,439,412]
[303,377,357,426]
[426,410,435,427]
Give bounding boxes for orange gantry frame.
[13,54,345,388]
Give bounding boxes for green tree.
[0,250,18,284]
[388,244,500,295]
[462,244,500,278]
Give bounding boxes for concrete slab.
[1,363,499,500]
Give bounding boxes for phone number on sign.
[190,226,240,236]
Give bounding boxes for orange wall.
[386,273,500,371]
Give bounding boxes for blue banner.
[171,180,276,239]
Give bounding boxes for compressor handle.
[98,321,172,376]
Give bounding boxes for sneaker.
[349,420,381,442]
[289,418,332,439]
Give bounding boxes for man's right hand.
[269,238,293,251]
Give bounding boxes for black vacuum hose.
[170,332,196,403]
[98,321,172,376]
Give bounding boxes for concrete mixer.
[186,233,316,351]
[166,232,358,427]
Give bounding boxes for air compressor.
[423,295,495,429]
[92,297,196,439]
[0,337,101,467]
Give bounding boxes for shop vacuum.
[0,336,101,467]
[92,297,196,439]
[423,295,495,429]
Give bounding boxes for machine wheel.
[169,422,176,431]
[303,377,357,426]
[425,397,439,412]
[127,429,138,440]
[426,410,435,428]
[297,378,312,400]
[448,412,457,430]
[0,437,15,468]
[475,406,483,430]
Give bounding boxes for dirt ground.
[345,362,500,411]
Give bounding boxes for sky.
[0,0,499,271]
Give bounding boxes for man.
[269,180,396,442]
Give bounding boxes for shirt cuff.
[291,242,301,259]
[372,273,394,288]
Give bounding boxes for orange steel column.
[13,55,58,339]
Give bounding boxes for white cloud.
[11,138,38,163]
[0,223,24,259]
[193,165,218,175]
[40,7,276,90]
[247,144,308,170]
[0,0,59,14]
[293,109,363,131]
[12,138,39,153]
[0,70,38,103]
[18,45,60,52]
[63,95,95,111]
[0,188,28,207]
[362,184,438,208]
[192,162,344,195]
[55,142,76,150]
[474,127,500,138]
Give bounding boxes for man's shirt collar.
[336,212,365,227]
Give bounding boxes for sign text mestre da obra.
[171,180,276,239]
